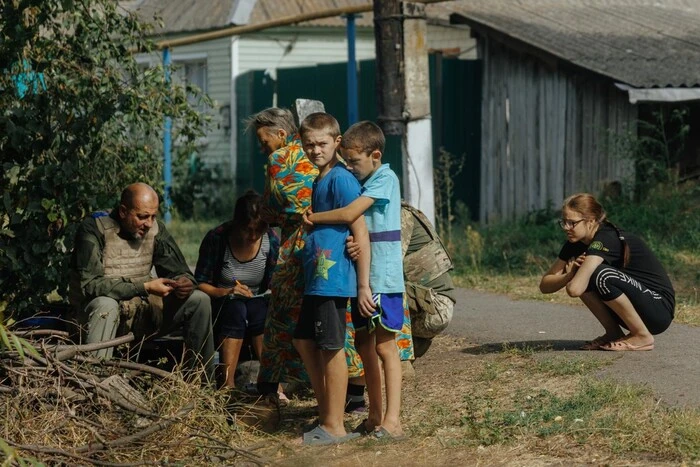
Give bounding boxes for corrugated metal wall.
[480,39,636,223]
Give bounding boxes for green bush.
[0,0,208,319]
[451,182,700,281]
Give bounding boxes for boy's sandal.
[303,425,361,446]
[372,426,408,442]
[352,419,375,436]
[277,391,290,407]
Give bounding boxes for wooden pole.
[374,0,405,136]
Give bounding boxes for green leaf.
[0,325,12,351]
[10,334,25,359]
[20,337,40,359]
[41,198,54,210]
[6,166,20,186]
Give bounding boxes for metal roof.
[123,0,463,34]
[122,0,241,33]
[442,0,700,88]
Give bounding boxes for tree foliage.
[0,0,208,318]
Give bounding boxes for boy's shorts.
[294,295,349,350]
[351,292,404,333]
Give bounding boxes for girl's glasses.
[558,218,585,230]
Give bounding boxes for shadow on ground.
[461,339,589,354]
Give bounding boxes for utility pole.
[374,0,405,136]
[373,0,435,224]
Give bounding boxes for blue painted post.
[162,47,173,224]
[345,13,359,125]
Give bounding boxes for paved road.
[446,288,700,407]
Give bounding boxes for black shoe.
[344,398,366,414]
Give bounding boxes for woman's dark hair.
[563,193,630,267]
[232,190,267,233]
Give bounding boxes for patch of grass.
[477,361,502,382]
[500,342,541,357]
[167,217,217,268]
[449,347,700,462]
[534,355,609,376]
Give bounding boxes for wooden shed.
[446,0,700,223]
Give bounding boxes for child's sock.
[345,383,366,413]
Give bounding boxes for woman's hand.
[230,281,253,298]
[564,253,586,276]
[540,256,577,294]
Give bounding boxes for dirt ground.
[244,335,683,467]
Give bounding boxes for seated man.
[69,182,215,382]
[400,201,456,358]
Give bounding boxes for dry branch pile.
[0,330,269,465]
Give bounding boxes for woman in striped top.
[195,190,280,388]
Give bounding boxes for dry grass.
[4,334,699,465]
[251,335,699,466]
[0,341,268,465]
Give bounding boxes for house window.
[133,53,210,146]
[175,59,208,113]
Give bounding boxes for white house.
[125,0,475,182]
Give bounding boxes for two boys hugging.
[292,114,406,445]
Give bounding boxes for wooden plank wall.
[479,39,637,223]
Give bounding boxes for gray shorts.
[294,295,349,350]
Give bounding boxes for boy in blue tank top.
[292,113,374,446]
[306,121,406,440]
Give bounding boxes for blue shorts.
[351,292,404,333]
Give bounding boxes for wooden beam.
[153,0,452,50]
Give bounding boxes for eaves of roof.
[443,0,700,88]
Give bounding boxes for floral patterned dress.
[257,134,318,385]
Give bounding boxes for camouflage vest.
[401,203,453,285]
[68,214,160,336]
[97,215,158,280]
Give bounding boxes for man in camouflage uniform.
[69,183,215,381]
[400,202,456,357]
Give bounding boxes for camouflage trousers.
[405,282,454,339]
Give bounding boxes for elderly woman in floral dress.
[246,107,318,402]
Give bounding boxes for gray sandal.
[303,425,361,446]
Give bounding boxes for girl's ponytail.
[606,221,630,268]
